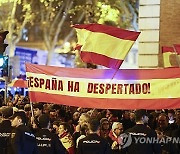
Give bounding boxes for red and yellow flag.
[8,79,28,88]
[174,44,180,55]
[73,24,140,69]
[26,63,180,109]
[174,44,180,64]
[162,46,178,68]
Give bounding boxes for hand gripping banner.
[26,63,180,109]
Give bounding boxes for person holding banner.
[30,103,43,131]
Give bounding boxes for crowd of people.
[0,93,180,154]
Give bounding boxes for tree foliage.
[0,0,34,57]
[0,0,139,65]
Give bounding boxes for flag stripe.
[29,92,180,110]
[78,30,134,60]
[8,79,27,88]
[163,52,174,68]
[174,44,180,55]
[73,24,140,41]
[26,64,180,79]
[80,51,123,69]
[162,46,174,53]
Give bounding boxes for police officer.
[35,114,67,154]
[0,107,13,154]
[125,109,161,154]
[77,118,112,154]
[8,111,38,154]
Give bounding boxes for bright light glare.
[64,42,70,48]
[0,58,3,67]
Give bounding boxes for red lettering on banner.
[129,84,135,94]
[39,79,45,88]
[68,81,73,92]
[105,84,111,94]
[142,83,148,94]
[117,84,123,94]
[94,83,98,94]
[148,83,150,94]
[68,81,79,92]
[99,84,105,94]
[124,84,128,94]
[52,78,57,90]
[135,84,141,94]
[87,83,93,93]
[112,84,116,94]
[34,77,39,87]
[45,79,50,90]
[28,77,34,87]
[58,80,63,91]
[74,82,79,92]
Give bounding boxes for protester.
[120,110,135,131]
[76,123,89,148]
[1,93,180,154]
[8,111,38,154]
[0,107,13,154]
[73,113,90,151]
[30,103,43,130]
[99,118,111,139]
[125,109,161,154]
[77,118,112,154]
[109,122,125,153]
[58,122,75,154]
[172,111,180,153]
[35,114,67,154]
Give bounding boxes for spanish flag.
[73,24,140,69]
[174,44,180,64]
[162,46,178,68]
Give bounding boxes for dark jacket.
[35,129,67,154]
[8,124,38,154]
[77,133,112,154]
[0,120,12,154]
[125,124,161,154]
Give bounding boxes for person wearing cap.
[35,114,67,154]
[125,109,161,154]
[0,107,13,154]
[77,118,112,154]
[8,111,38,154]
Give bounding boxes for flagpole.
[173,46,180,67]
[30,101,34,118]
